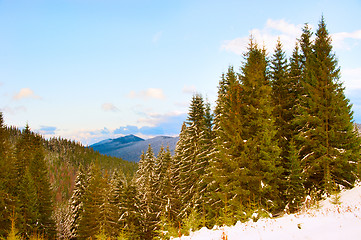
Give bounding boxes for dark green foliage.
[295,18,361,196]
[212,39,282,222]
[118,183,142,239]
[0,113,16,236]
[284,140,304,212]
[69,165,87,239]
[11,125,57,238]
[135,146,159,240]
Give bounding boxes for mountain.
[90,134,179,162]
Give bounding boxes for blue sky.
[0,0,361,145]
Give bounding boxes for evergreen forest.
[0,17,360,240]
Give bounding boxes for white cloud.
[221,18,361,55]
[342,67,361,92]
[221,19,304,55]
[332,30,361,50]
[137,110,185,127]
[13,88,41,100]
[128,88,166,100]
[182,85,197,94]
[0,106,27,114]
[101,103,119,112]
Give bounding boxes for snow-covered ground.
[173,185,361,240]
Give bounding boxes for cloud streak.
[101,103,119,112]
[128,88,166,100]
[13,88,41,100]
[38,126,57,135]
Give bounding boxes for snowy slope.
[173,185,361,240]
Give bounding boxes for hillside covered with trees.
[0,17,360,240]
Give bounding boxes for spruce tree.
[211,66,247,223]
[17,168,39,238]
[78,163,103,239]
[0,112,15,237]
[108,170,125,237]
[69,165,87,239]
[12,125,56,238]
[270,38,291,158]
[135,146,158,239]
[28,134,56,238]
[98,171,118,237]
[118,182,142,239]
[296,17,361,195]
[212,39,282,220]
[270,39,305,202]
[174,93,211,223]
[284,139,304,212]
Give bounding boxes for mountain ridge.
[90,134,179,162]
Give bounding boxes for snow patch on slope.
[172,184,361,240]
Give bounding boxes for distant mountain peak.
[89,135,179,162]
[113,134,144,144]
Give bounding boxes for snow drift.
[172,185,361,240]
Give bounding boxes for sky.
[0,0,361,145]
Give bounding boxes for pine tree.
[270,38,291,157]
[108,170,125,237]
[135,146,158,239]
[270,39,306,202]
[118,182,142,239]
[28,134,56,238]
[211,66,247,223]
[212,39,282,221]
[69,165,87,239]
[296,17,361,195]
[14,124,33,187]
[284,139,304,212]
[78,163,104,239]
[12,125,56,238]
[0,112,16,237]
[174,93,211,223]
[98,171,118,237]
[17,167,39,238]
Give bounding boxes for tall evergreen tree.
[17,168,39,238]
[135,146,158,240]
[118,182,142,239]
[98,171,118,237]
[69,165,87,240]
[212,39,282,222]
[211,66,247,224]
[296,17,361,195]
[270,39,291,155]
[108,170,125,237]
[0,112,16,237]
[28,134,56,238]
[270,39,305,203]
[12,125,56,238]
[78,163,104,239]
[175,94,211,221]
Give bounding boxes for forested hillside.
[0,117,137,238]
[0,17,360,240]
